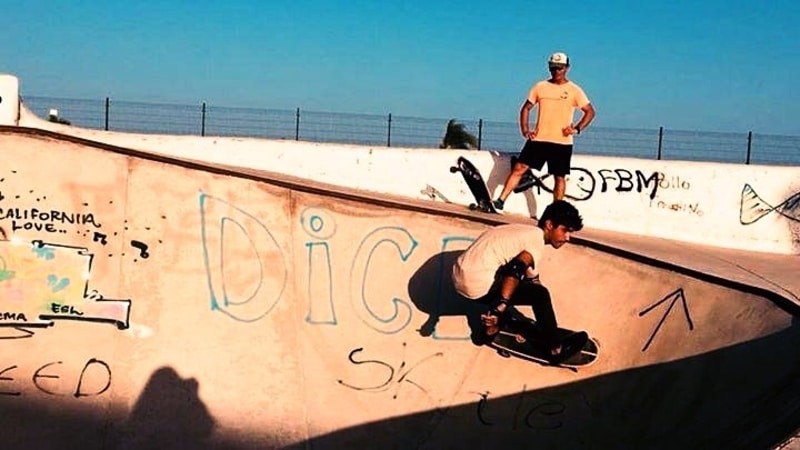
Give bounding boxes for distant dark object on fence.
[47,108,71,125]
[439,119,478,149]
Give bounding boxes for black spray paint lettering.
[74,358,112,398]
[49,303,84,317]
[1,208,101,225]
[338,343,443,400]
[476,392,493,425]
[525,167,659,201]
[130,240,150,258]
[1,207,101,234]
[476,386,569,430]
[524,401,567,429]
[597,169,660,200]
[657,172,692,190]
[0,358,111,398]
[337,348,393,392]
[0,311,28,321]
[93,232,108,245]
[651,199,703,216]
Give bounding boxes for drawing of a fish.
[510,156,595,201]
[740,184,800,224]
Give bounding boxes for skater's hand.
[523,268,540,284]
[522,129,536,140]
[481,313,500,336]
[481,313,499,328]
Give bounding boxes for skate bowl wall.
[0,128,799,449]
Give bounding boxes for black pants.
[486,281,558,345]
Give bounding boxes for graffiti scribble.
[130,240,150,258]
[338,343,444,401]
[93,232,108,245]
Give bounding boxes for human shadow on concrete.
[286,319,800,450]
[0,365,263,449]
[112,366,216,449]
[407,250,489,344]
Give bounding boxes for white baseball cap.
[548,52,570,66]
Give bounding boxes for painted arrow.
[638,288,694,352]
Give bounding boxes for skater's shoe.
[546,331,589,364]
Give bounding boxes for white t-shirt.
[452,224,546,299]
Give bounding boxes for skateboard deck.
[488,318,598,369]
[449,156,497,213]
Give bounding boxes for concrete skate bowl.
[0,127,799,449]
[284,323,800,449]
[299,240,800,449]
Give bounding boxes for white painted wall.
[0,74,20,126]
[14,85,800,255]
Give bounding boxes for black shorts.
[517,140,573,176]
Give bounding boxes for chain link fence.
[23,95,800,166]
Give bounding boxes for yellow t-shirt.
[452,224,546,299]
[528,80,590,145]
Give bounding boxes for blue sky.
[2,0,798,134]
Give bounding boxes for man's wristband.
[523,274,540,284]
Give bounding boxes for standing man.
[494,52,595,210]
[451,200,586,362]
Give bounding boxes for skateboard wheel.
[449,166,459,173]
[498,350,511,358]
[469,204,478,210]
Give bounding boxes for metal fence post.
[387,113,392,147]
[746,131,753,164]
[104,97,110,131]
[478,119,483,150]
[201,102,207,137]
[295,107,300,140]
[657,126,664,160]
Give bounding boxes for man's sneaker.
[492,199,505,211]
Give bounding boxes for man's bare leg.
[496,162,531,204]
[553,175,566,202]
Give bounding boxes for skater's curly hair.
[538,200,583,231]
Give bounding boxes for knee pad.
[498,257,529,280]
